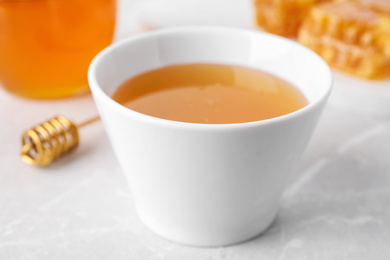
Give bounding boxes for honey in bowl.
[112,63,308,124]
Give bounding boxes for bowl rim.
[88,26,333,130]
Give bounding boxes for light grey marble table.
[1,0,390,259]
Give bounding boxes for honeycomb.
[254,0,331,37]
[298,1,390,79]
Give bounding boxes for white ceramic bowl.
[88,27,332,247]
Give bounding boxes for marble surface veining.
[1,0,390,259]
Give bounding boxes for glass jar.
[0,0,116,99]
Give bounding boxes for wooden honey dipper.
[21,115,100,166]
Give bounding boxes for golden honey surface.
[112,64,308,124]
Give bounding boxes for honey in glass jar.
[0,0,116,99]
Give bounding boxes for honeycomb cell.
[298,1,390,79]
[254,0,331,37]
